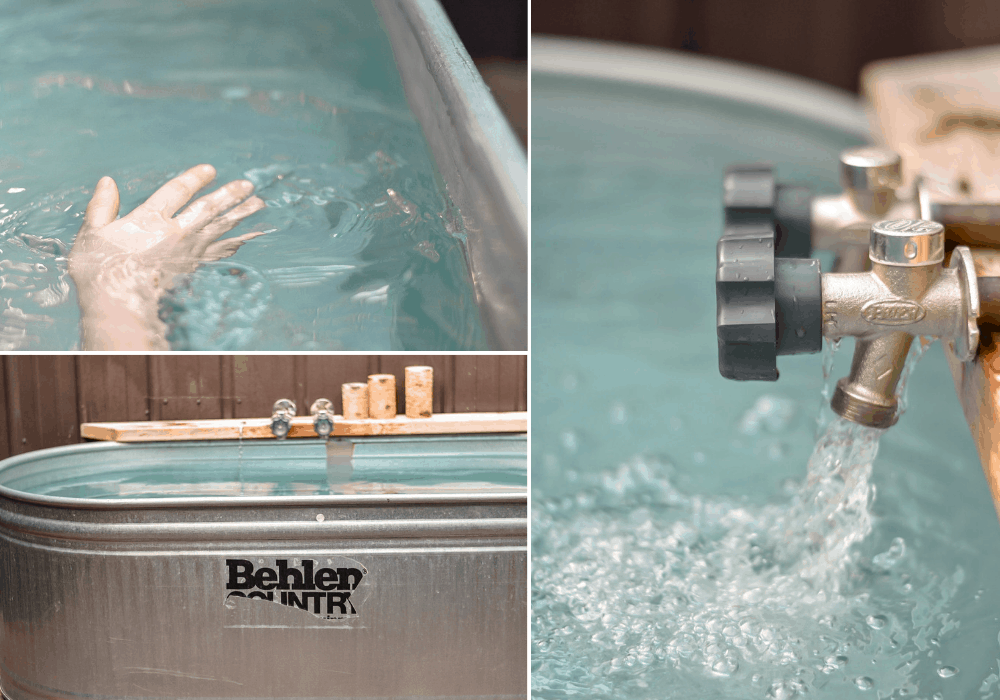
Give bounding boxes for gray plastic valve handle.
[717,165,823,380]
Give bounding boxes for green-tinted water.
[532,73,1000,698]
[0,0,486,349]
[0,436,526,500]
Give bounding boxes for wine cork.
[405,366,433,419]
[341,383,369,419]
[367,374,397,419]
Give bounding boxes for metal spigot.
[811,147,912,270]
[310,398,335,439]
[270,399,296,440]
[825,220,978,427]
[717,218,979,429]
[750,146,1000,274]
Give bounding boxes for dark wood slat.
[474,356,502,411]
[497,356,527,412]
[77,356,150,423]
[149,356,226,421]
[532,0,1000,93]
[454,356,479,412]
[232,355,297,420]
[220,356,235,419]
[6,356,79,455]
[0,358,10,460]
[36,356,80,449]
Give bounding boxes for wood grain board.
[862,46,1000,198]
[864,47,1000,522]
[81,412,528,442]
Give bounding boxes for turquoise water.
[0,436,526,500]
[532,73,1000,698]
[0,0,487,350]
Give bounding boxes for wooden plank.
[81,411,528,442]
[149,356,226,421]
[77,356,150,423]
[947,332,1000,523]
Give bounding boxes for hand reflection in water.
[68,164,266,349]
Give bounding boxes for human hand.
[68,164,267,349]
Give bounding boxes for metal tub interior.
[377,0,527,350]
[0,435,526,699]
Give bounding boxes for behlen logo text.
[225,559,365,619]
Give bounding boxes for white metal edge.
[531,36,872,139]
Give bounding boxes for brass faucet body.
[820,220,980,428]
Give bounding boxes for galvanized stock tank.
[0,435,526,699]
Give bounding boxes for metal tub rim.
[0,438,527,512]
[531,35,870,138]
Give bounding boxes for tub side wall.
[0,536,526,699]
[374,0,528,351]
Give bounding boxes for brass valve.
[717,217,979,428]
[822,220,979,427]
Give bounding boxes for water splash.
[532,340,966,699]
[533,418,884,698]
[814,338,841,439]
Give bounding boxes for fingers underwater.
[174,179,256,231]
[143,164,217,217]
[82,176,121,229]
[202,231,268,262]
[190,195,266,244]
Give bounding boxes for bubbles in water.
[738,394,797,435]
[872,537,906,570]
[609,400,627,425]
[766,679,804,699]
[821,655,849,674]
[937,666,958,678]
[533,419,890,697]
[559,430,579,454]
[533,333,977,698]
[865,615,887,630]
[561,372,579,393]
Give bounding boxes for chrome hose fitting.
[310,398,335,439]
[269,399,296,439]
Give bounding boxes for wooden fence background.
[534,0,1000,94]
[0,355,527,459]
